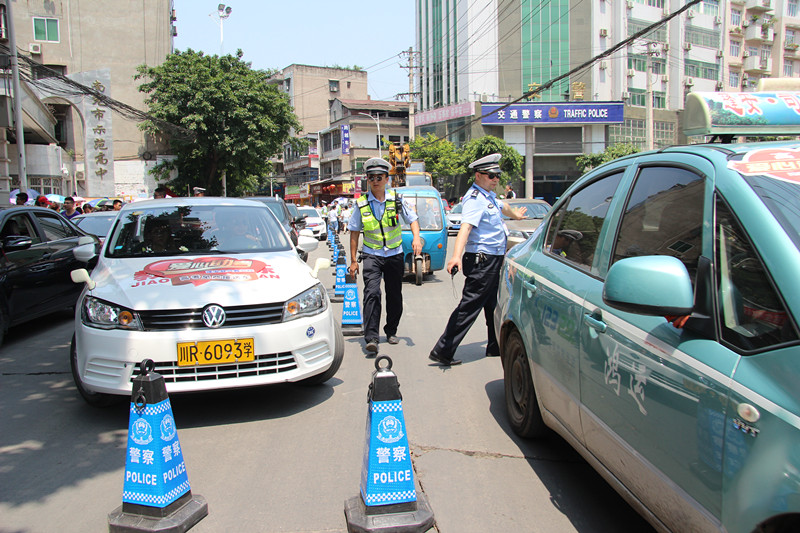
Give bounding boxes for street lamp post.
[211,4,233,54]
[358,112,382,158]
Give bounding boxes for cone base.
[108,493,208,533]
[342,324,364,336]
[344,493,435,533]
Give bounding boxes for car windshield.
[502,202,549,220]
[105,205,292,258]
[299,207,318,218]
[449,203,463,214]
[74,214,117,238]
[743,174,800,252]
[400,195,444,231]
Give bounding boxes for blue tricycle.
[396,185,448,285]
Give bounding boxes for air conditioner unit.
[599,28,608,37]
[621,91,630,99]
[716,81,724,90]
[687,9,696,18]
[685,76,694,85]
[662,74,669,82]
[717,49,725,58]
[28,43,41,54]
[663,6,670,16]
[626,0,634,8]
[684,42,693,51]
[663,43,670,51]
[627,68,636,77]
[714,16,722,25]
[743,50,751,57]
[599,60,608,70]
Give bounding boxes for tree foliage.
[575,143,640,174]
[458,136,524,185]
[407,133,460,180]
[136,49,301,196]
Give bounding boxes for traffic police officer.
[349,157,422,354]
[429,153,525,366]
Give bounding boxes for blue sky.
[172,0,415,101]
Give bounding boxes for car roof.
[119,197,265,210]
[395,185,441,196]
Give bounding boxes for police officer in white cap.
[348,157,422,354]
[193,187,206,197]
[429,153,525,366]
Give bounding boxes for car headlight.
[81,296,143,330]
[283,283,328,322]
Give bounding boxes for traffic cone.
[341,273,364,337]
[329,253,346,303]
[345,356,435,532]
[108,359,207,533]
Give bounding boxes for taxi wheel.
[503,329,546,438]
[415,258,424,286]
[300,322,344,386]
[70,334,119,408]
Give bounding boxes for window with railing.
[731,8,742,26]
[785,60,794,76]
[628,54,666,73]
[685,27,721,49]
[628,88,667,109]
[608,119,675,149]
[628,19,667,42]
[685,59,720,80]
[729,70,741,88]
[789,0,798,17]
[730,40,741,57]
[702,0,719,16]
[788,29,797,44]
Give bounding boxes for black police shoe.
[428,350,462,366]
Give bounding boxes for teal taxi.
[494,92,800,533]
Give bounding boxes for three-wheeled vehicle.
[396,185,447,285]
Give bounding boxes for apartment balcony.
[743,54,772,73]
[744,0,774,12]
[784,42,800,56]
[744,23,774,42]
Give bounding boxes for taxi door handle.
[584,314,607,333]
[522,279,537,295]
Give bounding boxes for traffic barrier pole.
[344,356,435,533]
[341,273,364,337]
[108,359,207,533]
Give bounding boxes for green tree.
[575,143,640,174]
[407,133,460,183]
[458,136,524,185]
[136,49,301,196]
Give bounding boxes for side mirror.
[297,233,319,254]
[70,268,96,290]
[1,236,32,252]
[73,236,98,263]
[311,257,331,279]
[603,256,693,316]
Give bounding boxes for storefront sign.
[481,102,624,125]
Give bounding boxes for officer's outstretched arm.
[409,220,422,256]
[349,230,361,276]
[446,223,472,274]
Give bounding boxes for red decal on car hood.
[134,257,278,287]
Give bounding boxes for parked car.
[70,197,342,407]
[494,137,800,533]
[445,202,462,235]
[502,198,551,250]
[285,202,306,231]
[246,196,307,262]
[0,206,98,345]
[298,206,327,240]
[72,211,119,245]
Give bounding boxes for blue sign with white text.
[481,102,624,125]
[342,283,362,325]
[341,125,351,155]
[122,399,190,507]
[360,399,416,506]
[335,263,346,296]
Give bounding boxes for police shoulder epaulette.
[469,188,480,199]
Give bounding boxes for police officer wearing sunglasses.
[429,153,525,367]
[349,157,422,354]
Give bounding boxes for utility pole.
[399,49,421,142]
[6,0,27,190]
[645,42,655,151]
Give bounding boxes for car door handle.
[522,279,537,295]
[584,314,607,333]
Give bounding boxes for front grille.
[138,302,285,330]
[133,352,298,383]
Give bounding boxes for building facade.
[2,0,175,201]
[416,0,800,200]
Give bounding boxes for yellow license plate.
[176,338,255,367]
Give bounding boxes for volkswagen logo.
[202,305,226,328]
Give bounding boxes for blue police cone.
[108,359,207,533]
[344,356,435,533]
[341,273,364,337]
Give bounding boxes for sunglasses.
[367,174,386,182]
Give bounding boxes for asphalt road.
[0,237,655,533]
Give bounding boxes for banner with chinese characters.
[341,125,351,155]
[684,92,800,136]
[481,102,624,126]
[72,70,116,197]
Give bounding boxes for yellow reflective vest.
[357,190,402,250]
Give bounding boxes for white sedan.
[298,206,327,240]
[70,198,342,406]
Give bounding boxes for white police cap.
[364,157,391,175]
[469,153,502,174]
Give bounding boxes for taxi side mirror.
[71,268,96,290]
